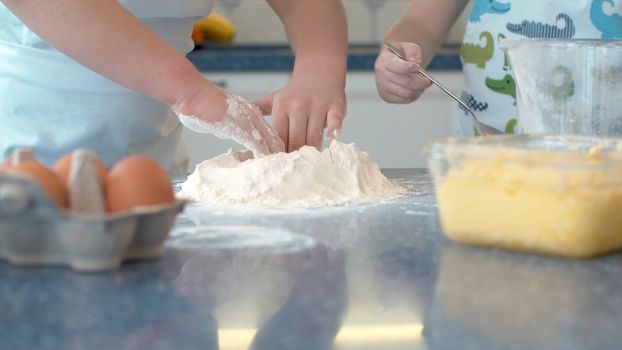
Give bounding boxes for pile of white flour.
[177,141,405,208]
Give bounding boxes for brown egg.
[53,152,108,189]
[1,149,35,171]
[53,150,108,214]
[0,157,11,171]
[106,156,175,213]
[8,160,68,208]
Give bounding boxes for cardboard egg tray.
[0,173,185,272]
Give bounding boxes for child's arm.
[254,0,348,151]
[1,0,284,156]
[375,0,468,103]
[385,0,468,66]
[1,0,213,113]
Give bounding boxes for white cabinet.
[341,71,461,168]
[181,71,462,169]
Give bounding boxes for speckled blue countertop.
[2,169,622,350]
[187,44,462,71]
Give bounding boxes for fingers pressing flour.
[177,94,285,158]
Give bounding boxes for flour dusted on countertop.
[177,141,405,207]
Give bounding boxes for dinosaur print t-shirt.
[458,0,622,135]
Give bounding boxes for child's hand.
[253,75,345,153]
[374,42,431,104]
[173,82,285,158]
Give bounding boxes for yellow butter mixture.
[436,145,622,258]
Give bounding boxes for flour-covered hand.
[176,93,285,158]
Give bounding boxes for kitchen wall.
[212,0,471,45]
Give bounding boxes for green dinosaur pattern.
[460,31,495,69]
[505,118,517,133]
[547,65,575,101]
[485,74,516,105]
[593,66,622,88]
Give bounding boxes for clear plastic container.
[423,134,622,258]
[502,39,622,135]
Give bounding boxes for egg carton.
[0,173,185,272]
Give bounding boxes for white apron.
[0,0,213,174]
[458,0,621,135]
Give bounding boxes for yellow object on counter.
[192,13,235,45]
[432,136,622,259]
